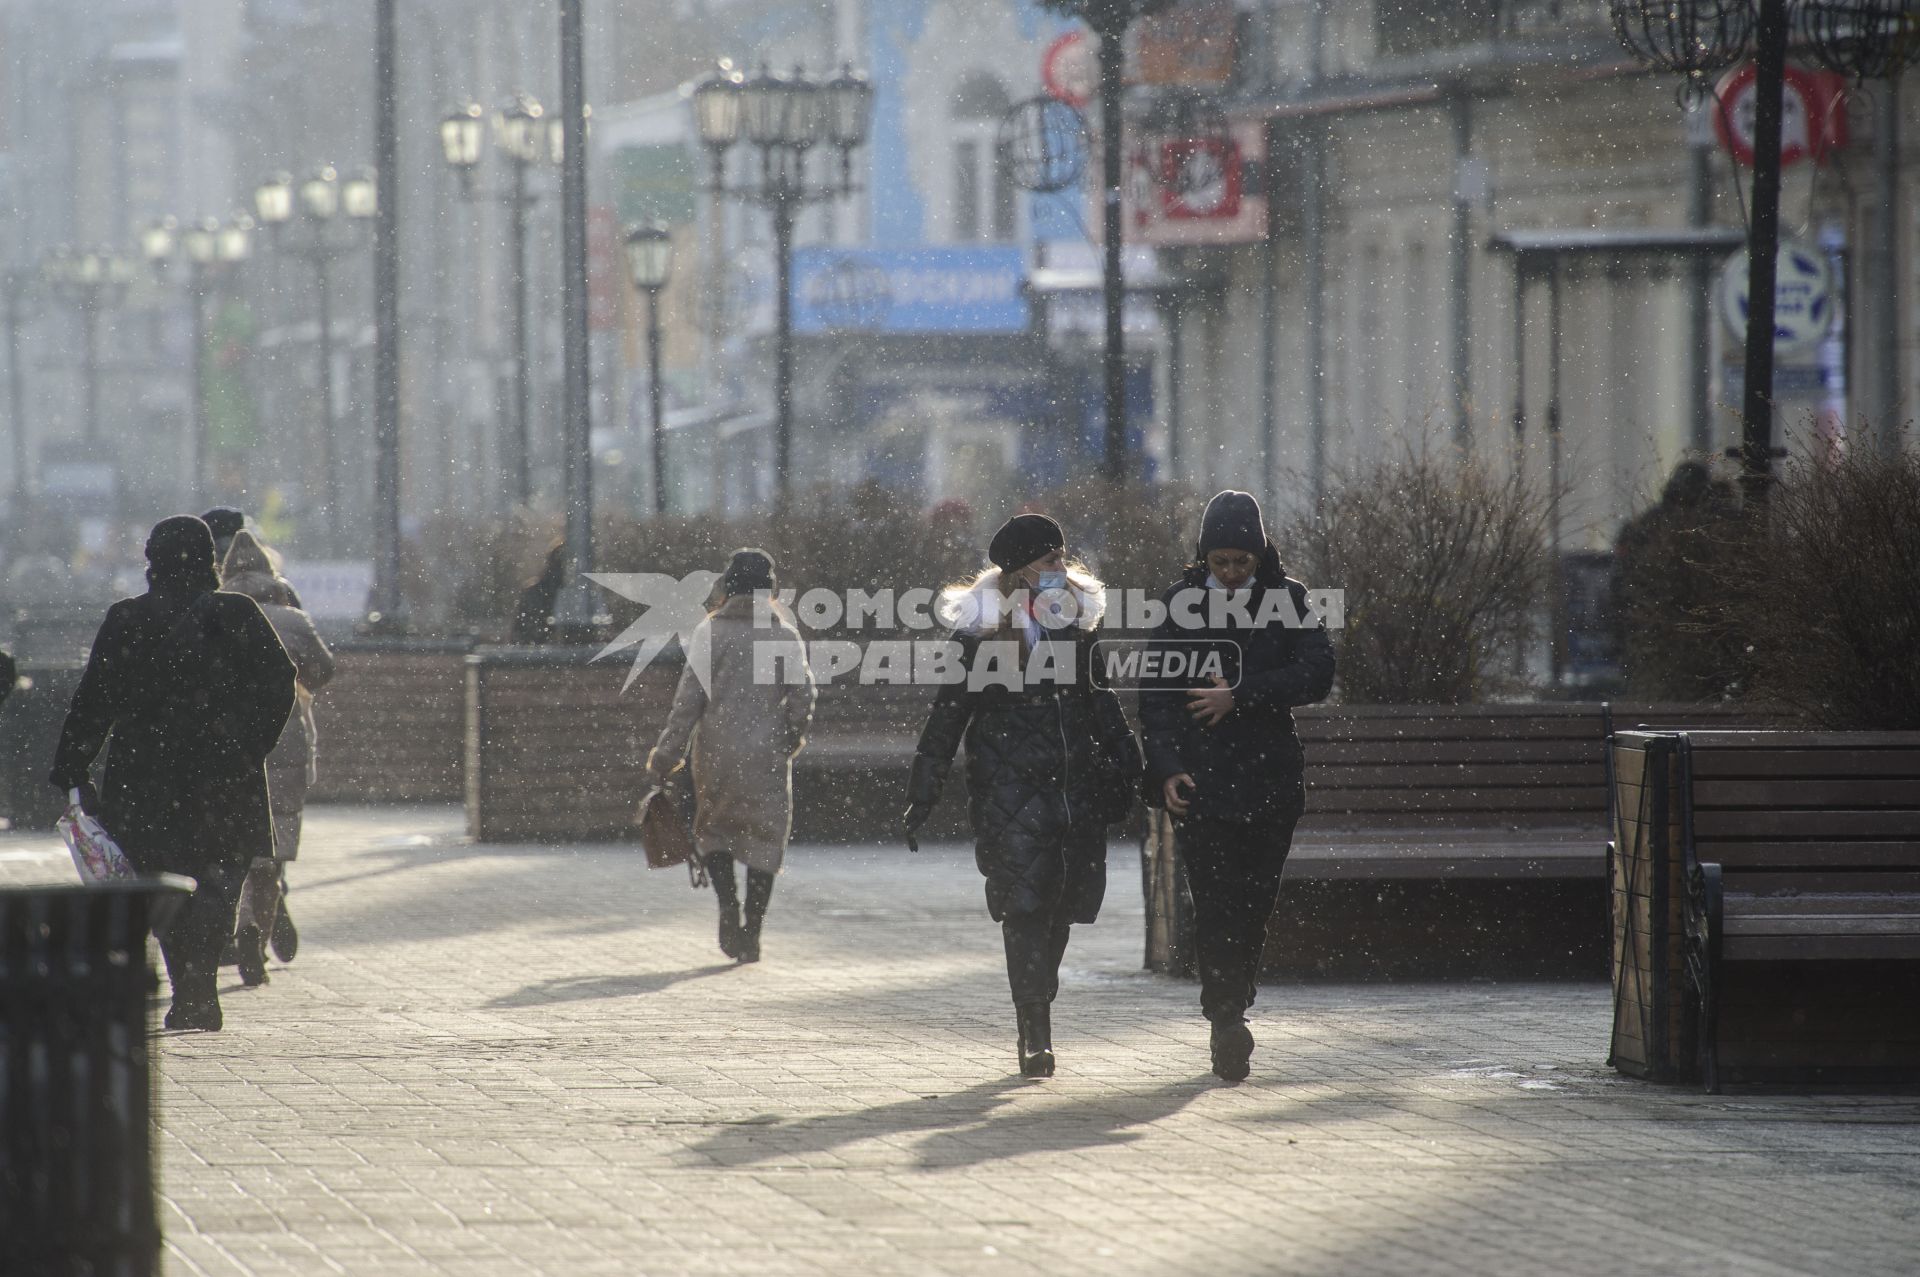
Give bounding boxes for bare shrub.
[1029,475,1208,605]
[1612,461,1748,702]
[1712,441,1920,729]
[1275,440,1553,704]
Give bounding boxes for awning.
[1487,227,1747,259]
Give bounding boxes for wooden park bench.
[790,681,944,842]
[1611,730,1920,1090]
[1145,702,1780,981]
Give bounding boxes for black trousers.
[1176,813,1300,1023]
[994,821,1107,1007]
[1001,909,1073,1007]
[706,853,773,926]
[149,853,248,1011]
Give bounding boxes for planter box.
[1607,731,1693,1080]
[309,640,473,804]
[465,649,672,843]
[462,651,980,845]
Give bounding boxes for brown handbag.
[635,771,699,874]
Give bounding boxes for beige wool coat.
[646,595,817,873]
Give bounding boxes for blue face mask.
[1033,570,1068,591]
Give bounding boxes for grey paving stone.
[5,805,1919,1275]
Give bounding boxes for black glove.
[67,780,101,816]
[901,801,934,853]
[903,754,949,853]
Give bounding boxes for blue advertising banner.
[791,246,1030,335]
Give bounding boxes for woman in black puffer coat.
[903,514,1140,1078]
[1141,491,1335,1082]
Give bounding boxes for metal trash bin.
[0,876,192,1277]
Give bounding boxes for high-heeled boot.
[1016,1002,1054,1078]
[717,904,744,960]
[738,869,773,964]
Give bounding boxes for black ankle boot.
[164,975,222,1031]
[1210,1016,1254,1082]
[1016,1002,1054,1078]
[236,924,269,987]
[270,898,298,963]
[717,907,743,960]
[738,913,762,964]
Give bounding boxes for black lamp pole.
[552,0,601,641]
[313,247,339,546]
[625,222,675,517]
[508,150,532,507]
[1039,0,1173,484]
[82,305,101,445]
[694,62,872,509]
[370,0,406,631]
[4,271,30,504]
[773,194,797,504]
[441,98,548,511]
[1095,12,1127,485]
[648,287,666,515]
[45,252,130,446]
[1737,0,1788,487]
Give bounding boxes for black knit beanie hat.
[720,547,776,596]
[1196,490,1266,558]
[200,506,246,544]
[987,513,1064,573]
[146,516,218,590]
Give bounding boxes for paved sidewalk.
[4,806,1917,1276]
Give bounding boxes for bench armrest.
[1684,857,1725,1091]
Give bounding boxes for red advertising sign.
[1156,137,1242,220]
[1042,30,1095,108]
[1120,117,1266,245]
[1134,0,1239,88]
[1712,62,1850,168]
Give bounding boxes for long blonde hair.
[935,557,1106,636]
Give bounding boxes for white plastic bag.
[57,791,139,883]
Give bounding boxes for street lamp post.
[693,60,873,508]
[3,267,37,507]
[624,223,674,516]
[440,93,552,510]
[42,248,134,446]
[143,214,253,506]
[1611,0,1919,484]
[1038,0,1175,484]
[254,167,377,553]
[551,0,603,641]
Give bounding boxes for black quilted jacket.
[1139,543,1336,823]
[909,624,1139,921]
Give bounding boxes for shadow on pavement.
[484,963,737,1009]
[689,1073,1213,1171]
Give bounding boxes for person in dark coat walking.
[201,506,304,609]
[904,513,1141,1078]
[49,516,297,1031]
[510,542,568,645]
[1140,491,1335,1082]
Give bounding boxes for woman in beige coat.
[646,549,817,963]
[220,530,336,986]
